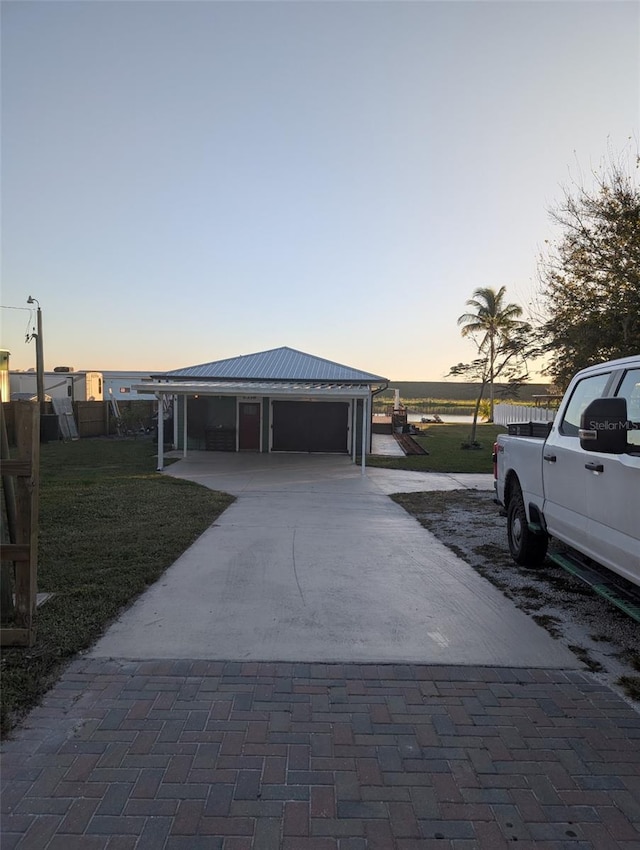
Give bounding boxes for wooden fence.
[75,401,111,437]
[2,400,156,441]
[1,401,39,647]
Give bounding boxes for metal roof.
[161,347,387,384]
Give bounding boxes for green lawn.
[1,438,234,736]
[367,422,506,473]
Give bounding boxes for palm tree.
[457,286,525,421]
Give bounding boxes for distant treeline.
[379,381,553,403]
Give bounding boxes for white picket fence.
[493,403,557,427]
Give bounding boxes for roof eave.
[133,381,380,398]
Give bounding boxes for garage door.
[272,401,349,452]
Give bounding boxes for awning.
[133,380,374,398]
[134,380,374,473]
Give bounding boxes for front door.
[239,403,261,451]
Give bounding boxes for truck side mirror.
[579,397,628,453]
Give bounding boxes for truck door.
[583,367,640,586]
[542,371,611,552]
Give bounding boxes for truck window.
[559,373,610,436]
[615,368,640,448]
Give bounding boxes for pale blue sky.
[1,0,638,380]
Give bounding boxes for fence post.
[1,401,40,646]
[1,399,16,621]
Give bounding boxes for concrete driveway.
[90,453,579,668]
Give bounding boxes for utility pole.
[27,296,45,414]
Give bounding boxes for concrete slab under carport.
[90,453,578,668]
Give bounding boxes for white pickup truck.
[494,355,640,589]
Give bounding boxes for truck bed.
[507,421,553,438]
[495,433,545,513]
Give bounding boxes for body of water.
[372,413,476,425]
[407,413,474,425]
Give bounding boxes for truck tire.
[507,484,548,567]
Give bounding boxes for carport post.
[351,399,356,463]
[183,394,188,458]
[156,394,164,471]
[361,393,368,473]
[173,397,178,450]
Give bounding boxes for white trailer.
[100,371,156,400]
[10,371,104,402]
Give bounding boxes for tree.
[537,152,640,389]
[448,329,534,446]
[456,286,528,421]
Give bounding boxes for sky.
[1,0,638,381]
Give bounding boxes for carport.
[132,347,388,472]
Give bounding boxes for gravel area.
[392,488,640,708]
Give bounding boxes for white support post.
[361,394,368,473]
[157,394,164,471]
[351,399,356,462]
[173,395,178,449]
[183,394,188,458]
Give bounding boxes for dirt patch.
[392,489,640,708]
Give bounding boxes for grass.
[618,676,640,701]
[617,652,640,701]
[368,422,506,473]
[568,645,604,672]
[1,438,235,736]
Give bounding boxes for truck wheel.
[507,485,548,567]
